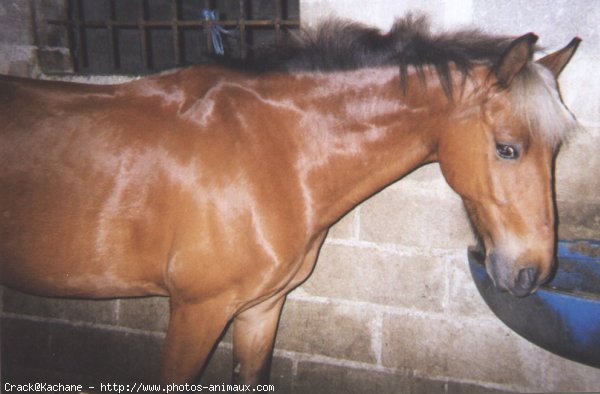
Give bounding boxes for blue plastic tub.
[468,239,600,368]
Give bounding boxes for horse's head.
[438,34,580,296]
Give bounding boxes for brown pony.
[0,16,580,385]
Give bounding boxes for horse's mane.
[247,14,515,97]
[238,14,578,146]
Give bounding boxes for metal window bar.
[171,0,181,65]
[239,0,247,60]
[48,0,300,74]
[71,0,88,70]
[204,0,213,54]
[139,0,150,69]
[108,0,119,70]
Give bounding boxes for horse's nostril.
[515,266,538,296]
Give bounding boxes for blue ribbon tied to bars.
[201,9,235,56]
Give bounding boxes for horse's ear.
[537,37,581,78]
[494,33,538,88]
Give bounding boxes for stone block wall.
[1,0,599,393]
[0,0,70,77]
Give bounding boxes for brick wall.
[2,0,599,392]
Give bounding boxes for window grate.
[47,0,300,74]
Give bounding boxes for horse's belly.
[1,257,168,298]
[0,224,169,298]
[0,182,170,299]
[1,235,170,299]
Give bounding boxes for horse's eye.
[496,143,520,160]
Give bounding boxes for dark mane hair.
[247,14,516,97]
[228,14,577,147]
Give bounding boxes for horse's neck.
[287,67,451,229]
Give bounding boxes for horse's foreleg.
[160,298,232,384]
[232,295,286,385]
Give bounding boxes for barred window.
[45,0,300,74]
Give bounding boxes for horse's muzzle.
[486,252,548,297]
[512,266,540,297]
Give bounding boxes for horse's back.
[0,69,310,301]
[0,75,184,298]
